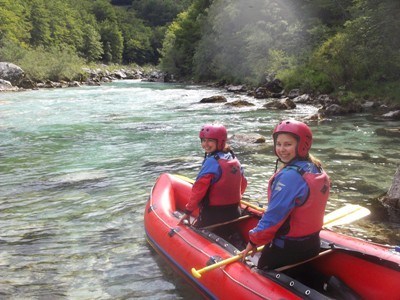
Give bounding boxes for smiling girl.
[179,123,247,229]
[242,119,330,270]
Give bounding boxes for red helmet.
[199,124,227,151]
[273,119,312,158]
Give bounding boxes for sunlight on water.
[0,80,399,298]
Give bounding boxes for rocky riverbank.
[0,61,169,92]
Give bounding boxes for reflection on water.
[0,81,399,298]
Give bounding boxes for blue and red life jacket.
[185,151,245,213]
[207,154,243,206]
[249,160,330,246]
[268,165,330,238]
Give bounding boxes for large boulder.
[387,167,400,199]
[382,110,400,120]
[380,166,400,222]
[0,62,25,86]
[0,79,18,91]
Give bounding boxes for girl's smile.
[275,133,297,163]
[201,138,218,154]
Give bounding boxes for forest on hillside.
[1,0,399,102]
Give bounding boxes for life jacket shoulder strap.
[285,165,305,176]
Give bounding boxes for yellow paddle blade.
[323,204,370,228]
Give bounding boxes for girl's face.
[201,138,218,154]
[275,133,297,163]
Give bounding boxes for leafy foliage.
[0,0,399,103]
[0,42,85,81]
[131,0,192,27]
[278,66,334,94]
[0,0,31,47]
[306,0,400,98]
[0,0,188,68]
[159,0,399,102]
[159,0,211,77]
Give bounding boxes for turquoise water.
[0,80,399,299]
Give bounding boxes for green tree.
[92,0,117,23]
[99,21,123,63]
[80,24,104,61]
[311,0,400,91]
[116,8,154,64]
[131,0,192,27]
[28,0,52,47]
[159,0,211,77]
[0,0,31,47]
[46,0,85,51]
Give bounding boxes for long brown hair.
[308,153,322,168]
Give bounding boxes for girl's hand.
[240,242,258,261]
[178,213,190,225]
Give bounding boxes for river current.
[0,80,399,299]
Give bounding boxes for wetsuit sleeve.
[185,157,221,213]
[185,174,214,213]
[248,169,309,245]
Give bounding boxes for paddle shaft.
[191,246,264,279]
[202,215,252,230]
[240,199,265,212]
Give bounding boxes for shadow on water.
[146,245,204,300]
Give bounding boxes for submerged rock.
[225,100,255,107]
[230,133,267,144]
[375,127,400,137]
[263,98,296,110]
[200,95,227,103]
[46,170,108,187]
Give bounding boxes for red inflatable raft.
[144,173,400,299]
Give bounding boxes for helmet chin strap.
[275,156,300,173]
[204,150,219,159]
[274,158,281,173]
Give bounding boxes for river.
[0,80,399,299]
